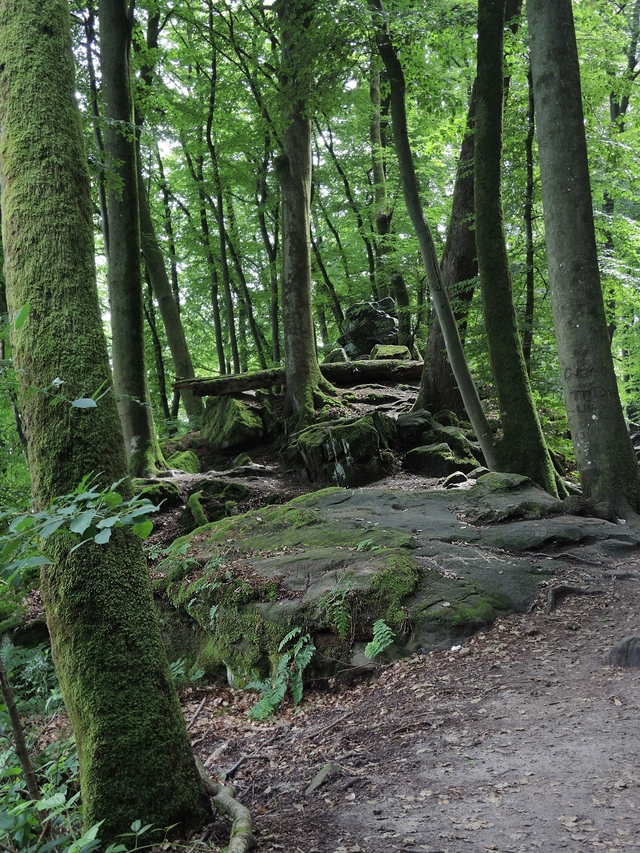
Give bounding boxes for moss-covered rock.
[202,395,264,451]
[166,450,200,474]
[132,478,182,509]
[396,409,434,450]
[369,344,411,360]
[288,415,395,487]
[405,442,477,476]
[323,347,349,363]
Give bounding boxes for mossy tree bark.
[276,0,335,429]
[0,0,211,840]
[99,0,165,476]
[369,0,496,470]
[528,0,640,520]
[475,0,558,496]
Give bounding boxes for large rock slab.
[154,473,640,686]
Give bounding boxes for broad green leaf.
[39,518,66,538]
[71,397,98,409]
[96,516,118,529]
[69,509,96,535]
[94,527,112,545]
[102,492,123,508]
[132,519,153,539]
[37,792,66,810]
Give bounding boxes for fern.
[364,620,395,659]
[247,628,315,719]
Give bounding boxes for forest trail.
[173,499,640,852]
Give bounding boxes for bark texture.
[528,0,640,518]
[277,0,334,427]
[475,0,557,495]
[99,0,165,476]
[369,0,496,469]
[0,0,210,838]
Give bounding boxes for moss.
[132,479,182,509]
[187,491,208,528]
[166,450,200,474]
[202,396,264,451]
[370,552,420,626]
[369,344,411,360]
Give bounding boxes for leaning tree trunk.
[138,180,204,428]
[414,82,477,417]
[475,0,558,496]
[99,0,165,476]
[369,0,496,470]
[528,0,640,520]
[0,0,210,840]
[276,0,335,428]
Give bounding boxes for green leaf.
[12,302,30,329]
[132,519,153,539]
[39,518,66,538]
[69,509,96,535]
[71,398,98,409]
[96,516,118,529]
[102,492,122,508]
[94,528,112,545]
[37,792,66,810]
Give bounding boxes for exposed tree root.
[196,757,256,852]
[545,584,605,614]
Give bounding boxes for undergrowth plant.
[246,628,315,720]
[364,620,396,659]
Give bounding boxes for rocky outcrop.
[337,298,398,358]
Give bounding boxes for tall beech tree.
[528,0,640,520]
[275,0,335,427]
[369,0,496,470]
[0,0,210,838]
[99,0,165,475]
[475,0,558,496]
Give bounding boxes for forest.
[0,0,640,851]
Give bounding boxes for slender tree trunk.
[277,0,335,427]
[415,84,477,416]
[98,0,164,476]
[369,0,496,470]
[528,0,640,520]
[155,148,181,309]
[475,0,557,495]
[144,272,172,426]
[0,0,210,839]
[522,63,535,375]
[139,180,204,427]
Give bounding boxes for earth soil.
[154,447,640,853]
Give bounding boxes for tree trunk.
[139,180,204,427]
[175,359,424,397]
[0,0,210,839]
[98,0,165,476]
[277,0,335,428]
[415,84,477,417]
[369,0,496,470]
[528,0,640,519]
[475,0,557,496]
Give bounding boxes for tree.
[475,0,558,495]
[0,0,210,839]
[369,0,496,470]
[99,0,166,476]
[528,0,640,520]
[275,0,335,427]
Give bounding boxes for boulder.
[405,442,476,477]
[202,394,264,452]
[323,347,349,363]
[605,636,640,667]
[132,478,182,509]
[396,409,434,450]
[337,298,398,358]
[289,414,396,487]
[369,344,411,360]
[166,450,200,474]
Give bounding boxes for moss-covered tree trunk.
[0,0,210,840]
[99,0,165,477]
[528,0,640,521]
[276,0,335,429]
[475,0,558,496]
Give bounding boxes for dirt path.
[185,554,640,853]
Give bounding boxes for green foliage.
[364,619,396,659]
[168,659,205,691]
[246,628,315,720]
[0,474,159,589]
[322,581,358,641]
